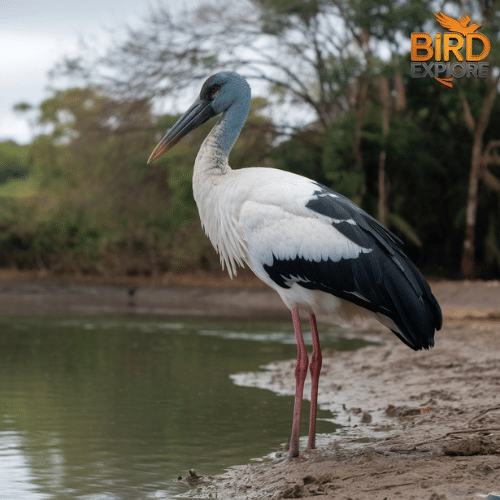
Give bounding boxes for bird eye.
[210,86,219,98]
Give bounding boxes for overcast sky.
[1,0,201,144]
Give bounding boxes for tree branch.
[460,91,475,133]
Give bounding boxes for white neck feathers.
[192,121,247,278]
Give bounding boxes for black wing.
[263,183,442,350]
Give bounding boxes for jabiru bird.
[148,72,442,458]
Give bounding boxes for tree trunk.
[351,29,371,203]
[460,77,499,278]
[461,140,482,279]
[353,72,369,169]
[393,69,406,113]
[378,75,390,225]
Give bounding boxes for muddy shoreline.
[0,276,498,321]
[212,318,500,499]
[1,275,499,499]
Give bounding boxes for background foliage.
[3,0,500,279]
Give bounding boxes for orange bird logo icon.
[411,12,490,89]
[434,11,482,36]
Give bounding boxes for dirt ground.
[0,273,499,499]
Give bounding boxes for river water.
[0,316,367,499]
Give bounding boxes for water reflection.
[0,317,365,499]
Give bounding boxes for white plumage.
[196,164,372,281]
[148,71,442,459]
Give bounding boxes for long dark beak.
[147,98,216,164]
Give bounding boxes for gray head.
[199,72,251,114]
[148,72,251,163]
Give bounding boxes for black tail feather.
[382,255,441,351]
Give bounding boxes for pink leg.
[289,307,308,458]
[307,313,322,450]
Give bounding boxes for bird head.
[147,72,250,164]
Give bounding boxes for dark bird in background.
[148,72,442,458]
[127,287,137,307]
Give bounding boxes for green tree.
[0,141,30,185]
[2,86,279,276]
[452,0,500,277]
[43,0,500,278]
